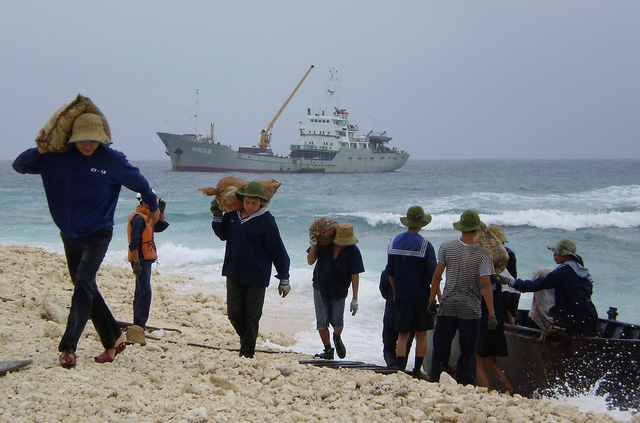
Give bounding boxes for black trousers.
[226,278,266,358]
[59,227,121,353]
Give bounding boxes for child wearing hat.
[307,223,364,360]
[211,181,291,358]
[385,205,437,379]
[13,111,160,368]
[428,210,497,385]
[504,239,598,337]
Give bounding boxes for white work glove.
[350,298,359,316]
[278,279,291,298]
[309,235,318,249]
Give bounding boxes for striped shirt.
[437,239,494,319]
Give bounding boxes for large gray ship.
[158,68,409,173]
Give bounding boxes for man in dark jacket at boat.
[211,181,291,358]
[504,239,598,337]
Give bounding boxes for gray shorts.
[313,288,345,330]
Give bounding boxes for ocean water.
[2,158,639,419]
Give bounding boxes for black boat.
[425,310,639,410]
[497,312,640,410]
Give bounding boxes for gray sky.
[2,1,639,161]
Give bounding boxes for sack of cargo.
[475,228,509,274]
[35,94,110,152]
[199,177,282,212]
[309,218,339,246]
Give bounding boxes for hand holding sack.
[210,200,223,216]
[309,218,338,247]
[158,199,166,213]
[199,176,282,212]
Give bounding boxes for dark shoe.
[412,369,429,381]
[314,347,334,360]
[59,352,76,369]
[94,342,126,363]
[333,334,346,359]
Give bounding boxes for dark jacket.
[312,243,364,298]
[13,146,157,239]
[212,207,289,287]
[386,232,436,308]
[513,261,598,328]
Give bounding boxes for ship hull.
[158,133,409,173]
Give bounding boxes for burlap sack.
[199,177,282,212]
[309,218,338,246]
[35,94,111,152]
[475,228,509,274]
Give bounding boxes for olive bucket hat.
[235,181,271,201]
[400,205,432,228]
[67,113,111,145]
[548,239,578,257]
[453,210,487,232]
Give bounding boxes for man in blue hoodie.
[505,239,598,337]
[13,112,159,368]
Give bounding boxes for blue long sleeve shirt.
[212,207,290,287]
[13,146,157,240]
[512,261,598,328]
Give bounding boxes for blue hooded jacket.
[13,146,157,240]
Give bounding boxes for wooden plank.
[0,360,33,376]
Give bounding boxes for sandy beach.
[0,244,634,422]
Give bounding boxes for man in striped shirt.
[428,210,497,385]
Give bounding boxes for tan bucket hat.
[67,113,112,144]
[333,223,358,246]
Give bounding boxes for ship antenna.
[195,89,199,134]
[328,69,337,114]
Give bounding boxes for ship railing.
[290,144,331,151]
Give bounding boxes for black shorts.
[394,306,434,333]
[477,327,509,357]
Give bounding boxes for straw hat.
[400,205,432,228]
[453,210,487,232]
[488,225,508,242]
[333,223,358,246]
[67,113,111,144]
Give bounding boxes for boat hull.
[424,317,639,410]
[158,133,409,173]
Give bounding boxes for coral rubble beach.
[0,245,635,422]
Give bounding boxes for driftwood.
[1,296,14,302]
[116,320,182,334]
[0,360,33,376]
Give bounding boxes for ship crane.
[259,65,314,149]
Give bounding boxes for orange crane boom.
[260,65,314,149]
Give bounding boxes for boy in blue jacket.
[211,181,291,358]
[13,112,159,368]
